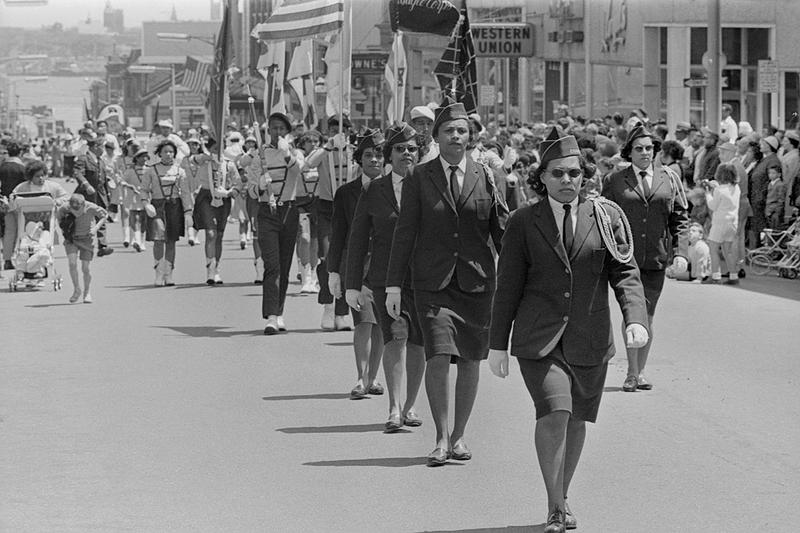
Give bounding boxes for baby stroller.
[8,191,62,291]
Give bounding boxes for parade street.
[1,226,798,533]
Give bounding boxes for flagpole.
[393,31,401,124]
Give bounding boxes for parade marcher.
[1,141,27,270]
[73,134,114,257]
[147,119,190,163]
[238,135,263,283]
[487,128,649,533]
[119,147,149,252]
[141,140,194,286]
[385,99,508,466]
[246,112,303,335]
[102,140,126,232]
[346,123,426,428]
[188,138,241,285]
[304,115,353,330]
[57,193,109,304]
[295,130,322,293]
[328,128,386,399]
[180,135,205,247]
[409,105,438,164]
[602,124,689,392]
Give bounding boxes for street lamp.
[156,32,215,46]
[129,64,177,128]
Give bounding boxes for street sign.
[479,85,495,106]
[471,23,535,57]
[684,78,708,88]
[758,59,779,93]
[351,53,389,74]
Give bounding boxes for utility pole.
[706,0,721,129]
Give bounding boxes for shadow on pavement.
[733,275,800,302]
[603,386,624,392]
[25,303,76,308]
[325,342,353,346]
[303,456,430,468]
[276,423,389,434]
[262,393,351,401]
[155,326,263,338]
[418,526,540,533]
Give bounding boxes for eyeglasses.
[633,145,654,152]
[393,145,418,153]
[550,168,583,178]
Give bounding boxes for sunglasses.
[393,145,418,153]
[550,168,583,178]
[633,145,654,152]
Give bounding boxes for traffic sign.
[684,78,708,88]
[758,60,779,93]
[479,85,496,106]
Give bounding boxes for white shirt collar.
[633,163,654,178]
[547,195,579,215]
[439,155,466,176]
[391,171,404,184]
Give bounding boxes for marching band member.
[385,99,508,466]
[328,128,386,400]
[119,147,150,252]
[246,112,303,335]
[188,138,241,285]
[488,128,648,533]
[304,115,353,330]
[346,123,426,428]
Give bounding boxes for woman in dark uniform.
[489,128,649,533]
[385,99,508,466]
[602,125,688,392]
[346,123,426,431]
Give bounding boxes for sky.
[0,0,215,28]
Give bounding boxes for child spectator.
[57,193,107,303]
[705,162,741,284]
[686,222,711,282]
[764,164,785,229]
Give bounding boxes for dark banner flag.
[389,0,460,36]
[434,7,478,114]
[208,0,236,153]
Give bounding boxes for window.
[722,28,742,65]
[746,28,769,65]
[690,27,707,65]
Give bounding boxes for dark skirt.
[146,198,185,242]
[193,189,232,231]
[414,276,492,361]
[372,286,423,346]
[350,289,379,326]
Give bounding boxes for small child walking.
[57,193,107,303]
[764,164,785,229]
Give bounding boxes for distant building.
[103,1,124,34]
[210,0,222,21]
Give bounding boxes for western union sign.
[471,23,535,58]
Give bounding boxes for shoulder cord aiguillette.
[592,196,634,264]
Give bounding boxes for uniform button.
[453,232,459,238]
[641,233,646,238]
[563,316,569,322]
[564,268,569,274]
[453,252,458,256]
[564,292,570,298]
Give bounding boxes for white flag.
[324,2,351,118]
[258,41,286,116]
[385,31,407,125]
[287,40,317,128]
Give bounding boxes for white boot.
[213,261,223,284]
[334,314,352,331]
[154,259,165,286]
[301,264,318,293]
[276,315,286,331]
[187,227,197,246]
[264,315,280,335]
[239,233,247,250]
[206,259,216,285]
[254,258,264,284]
[163,261,174,286]
[321,303,335,330]
[132,230,143,252]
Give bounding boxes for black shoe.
[97,247,114,257]
[544,507,566,533]
[738,268,746,279]
[3,260,12,270]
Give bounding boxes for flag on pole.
[385,31,407,125]
[251,0,344,42]
[182,56,211,98]
[153,98,160,126]
[433,7,478,114]
[287,40,317,128]
[83,98,92,122]
[257,42,287,117]
[208,0,236,150]
[324,23,351,118]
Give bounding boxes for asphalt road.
[2,223,799,533]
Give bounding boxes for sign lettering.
[471,23,535,58]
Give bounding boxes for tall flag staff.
[433,5,478,113]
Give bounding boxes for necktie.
[640,170,651,198]
[562,203,574,254]
[449,165,460,204]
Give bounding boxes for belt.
[260,199,295,207]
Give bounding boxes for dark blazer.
[490,198,648,366]
[386,156,508,292]
[73,151,109,207]
[346,173,402,290]
[328,175,365,277]
[602,164,688,271]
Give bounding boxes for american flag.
[251,0,344,42]
[434,7,478,115]
[208,0,235,149]
[182,56,210,98]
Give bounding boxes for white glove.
[385,291,401,320]
[502,146,518,168]
[328,272,341,299]
[276,136,291,158]
[214,186,229,198]
[184,213,194,229]
[332,133,348,150]
[625,323,649,348]
[144,203,156,218]
[488,349,509,378]
[345,289,361,310]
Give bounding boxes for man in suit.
[602,124,688,392]
[328,129,385,398]
[1,141,27,269]
[385,98,508,466]
[488,127,649,533]
[73,134,113,257]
